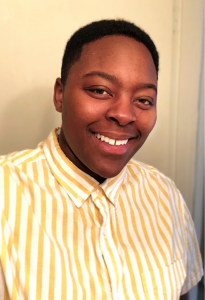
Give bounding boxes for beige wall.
[0,0,203,212]
[0,0,173,162]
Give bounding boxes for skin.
[54,35,157,182]
[54,35,190,299]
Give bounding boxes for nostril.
[109,117,122,126]
[109,116,134,127]
[110,117,117,122]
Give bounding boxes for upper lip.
[92,131,138,140]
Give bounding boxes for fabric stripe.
[0,128,203,299]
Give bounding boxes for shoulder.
[0,141,46,185]
[126,159,186,217]
[0,141,45,169]
[127,159,179,192]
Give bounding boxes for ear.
[54,77,63,112]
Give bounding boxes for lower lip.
[92,135,132,155]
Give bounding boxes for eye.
[135,97,154,110]
[84,86,113,98]
[89,88,109,95]
[138,99,152,105]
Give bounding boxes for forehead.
[68,35,157,83]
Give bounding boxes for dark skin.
[54,36,157,183]
[54,36,190,299]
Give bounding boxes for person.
[0,19,203,300]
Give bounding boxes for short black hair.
[61,19,159,86]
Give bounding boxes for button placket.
[94,196,108,236]
[113,198,118,209]
[92,192,123,298]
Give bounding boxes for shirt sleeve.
[0,165,11,299]
[180,198,203,295]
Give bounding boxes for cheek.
[63,91,103,122]
[138,111,157,134]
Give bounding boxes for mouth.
[95,133,129,146]
[90,131,138,156]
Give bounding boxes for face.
[54,35,157,182]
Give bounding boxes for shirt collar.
[43,128,127,208]
[100,166,127,207]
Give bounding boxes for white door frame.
[169,0,205,300]
[193,0,205,251]
[168,0,203,212]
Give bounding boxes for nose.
[106,96,136,126]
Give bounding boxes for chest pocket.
[141,258,186,300]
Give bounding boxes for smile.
[95,133,128,146]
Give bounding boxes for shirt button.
[95,189,100,195]
[104,228,107,236]
[77,196,82,202]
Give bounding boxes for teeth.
[95,133,128,146]
[109,139,115,145]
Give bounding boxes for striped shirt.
[0,128,203,300]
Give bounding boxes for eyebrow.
[83,71,157,93]
[137,83,157,93]
[83,71,121,85]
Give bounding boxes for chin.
[94,165,125,179]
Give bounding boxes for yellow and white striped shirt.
[0,128,203,300]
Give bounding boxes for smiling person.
[0,20,203,300]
